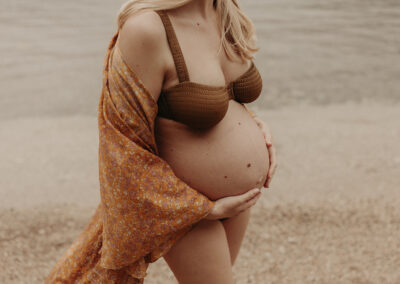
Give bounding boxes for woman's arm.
[118,10,167,103]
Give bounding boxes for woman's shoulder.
[117,9,168,104]
[119,9,165,47]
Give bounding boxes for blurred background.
[1,0,399,283]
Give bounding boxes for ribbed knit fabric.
[156,9,263,129]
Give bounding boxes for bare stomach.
[154,101,269,201]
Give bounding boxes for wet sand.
[1,0,400,283]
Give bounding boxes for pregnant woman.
[45,0,277,283]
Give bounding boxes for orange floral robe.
[45,31,216,283]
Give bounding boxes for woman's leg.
[221,207,251,266]
[163,219,234,284]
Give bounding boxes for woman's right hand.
[204,187,262,220]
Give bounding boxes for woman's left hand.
[253,116,277,188]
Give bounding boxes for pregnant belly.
[154,101,269,201]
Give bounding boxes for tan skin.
[118,0,277,283]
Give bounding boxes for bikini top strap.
[156,9,190,83]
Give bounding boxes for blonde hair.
[117,0,259,62]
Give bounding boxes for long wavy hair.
[117,0,259,62]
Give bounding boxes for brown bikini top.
[156,10,263,129]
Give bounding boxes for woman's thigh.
[163,218,234,284]
[221,207,251,266]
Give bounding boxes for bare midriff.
[154,101,269,201]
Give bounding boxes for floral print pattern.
[45,31,215,283]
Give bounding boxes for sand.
[1,0,399,283]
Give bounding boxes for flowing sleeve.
[97,32,215,278]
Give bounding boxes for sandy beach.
[1,0,400,283]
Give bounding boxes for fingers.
[237,190,262,212]
[239,187,261,204]
[254,119,276,188]
[253,116,274,149]
[252,117,275,188]
[264,124,273,146]
[213,188,263,219]
[230,187,261,212]
[264,144,277,188]
[253,117,267,140]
